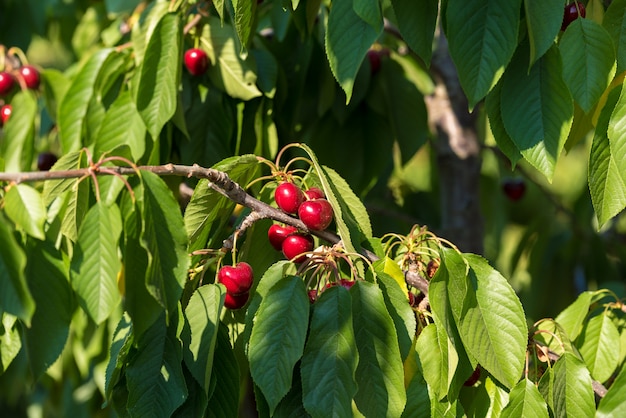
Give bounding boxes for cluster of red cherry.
[267,182,334,262]
[0,53,40,127]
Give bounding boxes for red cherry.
[463,366,481,386]
[224,291,249,310]
[0,104,11,126]
[562,2,586,31]
[325,279,355,290]
[274,182,305,214]
[308,289,318,304]
[19,65,40,90]
[0,72,14,96]
[37,152,58,171]
[305,187,325,200]
[217,262,254,295]
[268,224,298,251]
[502,178,526,202]
[408,292,416,307]
[282,234,314,263]
[298,199,333,231]
[184,48,209,76]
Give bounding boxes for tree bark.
[426,30,484,255]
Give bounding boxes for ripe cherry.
[217,262,254,295]
[0,104,11,126]
[308,289,318,304]
[224,291,249,310]
[275,182,305,214]
[184,48,209,76]
[268,224,298,251]
[37,152,58,171]
[282,234,314,263]
[502,178,526,201]
[298,199,333,230]
[305,187,325,200]
[0,72,14,96]
[562,2,585,31]
[19,65,40,90]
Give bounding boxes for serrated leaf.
[136,13,181,139]
[577,314,620,383]
[597,360,626,417]
[552,353,595,418]
[0,314,21,373]
[390,0,437,65]
[485,81,522,167]
[184,155,260,252]
[501,44,573,181]
[24,241,74,379]
[350,281,406,417]
[60,179,91,242]
[374,259,415,361]
[273,365,311,418]
[589,86,626,226]
[4,184,47,240]
[524,0,562,65]
[301,286,358,418]
[205,323,240,418]
[126,314,188,417]
[415,322,458,401]
[70,202,122,324]
[353,0,383,30]
[59,48,115,152]
[554,291,595,340]
[560,19,616,113]
[231,0,255,52]
[608,79,626,187]
[105,313,133,399]
[446,0,521,108]
[140,171,190,317]
[603,0,626,73]
[249,276,309,414]
[448,253,527,389]
[1,90,37,172]
[0,217,34,325]
[325,0,381,102]
[182,284,224,393]
[501,378,549,418]
[95,89,146,161]
[42,150,87,206]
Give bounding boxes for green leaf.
[448,253,528,389]
[554,291,595,340]
[350,281,406,417]
[446,0,521,108]
[136,13,181,139]
[552,353,595,418]
[389,0,438,65]
[205,323,240,418]
[603,0,626,73]
[126,314,188,417]
[501,378,549,418]
[577,314,620,383]
[524,0,562,65]
[70,202,122,324]
[273,365,311,418]
[95,89,146,161]
[59,48,115,152]
[353,0,383,30]
[249,276,310,414]
[42,150,87,206]
[301,286,358,418]
[24,241,74,379]
[325,0,381,102]
[589,86,626,226]
[560,19,616,113]
[485,81,522,167]
[231,0,255,51]
[0,217,34,325]
[415,322,458,401]
[501,44,573,181]
[0,314,21,373]
[597,360,626,417]
[201,17,262,101]
[182,284,224,394]
[373,260,416,361]
[140,171,190,317]
[608,79,626,195]
[4,184,47,240]
[105,313,133,399]
[1,90,37,172]
[184,155,260,252]
[60,178,91,242]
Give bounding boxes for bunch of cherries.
[217,261,254,310]
[268,182,334,262]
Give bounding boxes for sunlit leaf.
[552,353,595,418]
[501,378,549,418]
[4,184,47,240]
[1,90,37,171]
[577,314,620,383]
